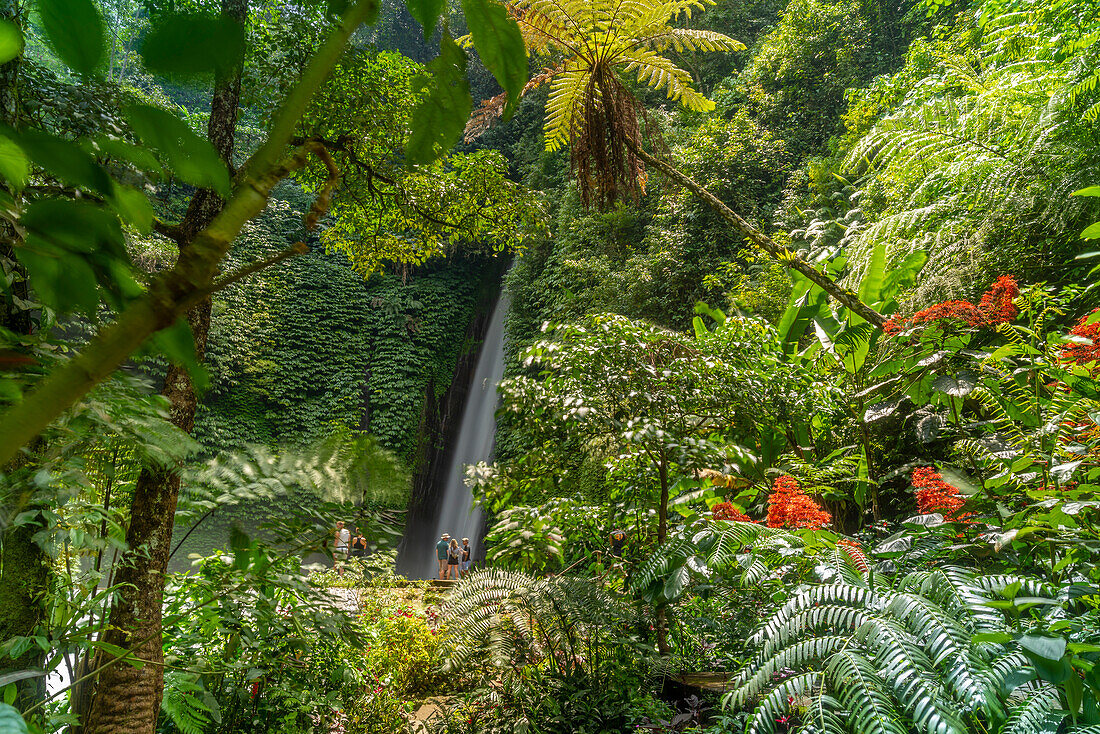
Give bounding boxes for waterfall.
[414,295,508,578]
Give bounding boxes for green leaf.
[124,104,229,195]
[0,20,24,65]
[37,0,105,74]
[407,33,471,166]
[1081,221,1100,240]
[407,0,445,38]
[460,0,526,115]
[16,128,112,194]
[17,238,100,314]
[151,318,209,391]
[0,702,30,734]
[21,199,124,256]
[857,241,886,308]
[1072,186,1100,197]
[93,137,165,176]
[0,136,28,191]
[0,671,43,690]
[1019,634,1067,662]
[111,187,153,234]
[141,13,245,77]
[933,371,977,398]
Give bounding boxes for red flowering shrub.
[977,275,1020,324]
[836,539,869,574]
[766,475,831,529]
[910,466,966,518]
[886,275,1019,334]
[711,502,753,522]
[1062,308,1100,371]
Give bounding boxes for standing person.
[334,521,351,576]
[460,538,472,578]
[447,538,462,580]
[436,533,451,580]
[350,528,367,561]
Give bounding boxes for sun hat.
[441,533,449,538]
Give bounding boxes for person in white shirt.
[334,521,351,576]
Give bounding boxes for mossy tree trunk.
[0,521,49,723]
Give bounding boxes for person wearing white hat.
[436,533,451,579]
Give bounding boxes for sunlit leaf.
[0,20,23,65]
[407,34,471,166]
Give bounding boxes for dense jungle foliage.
[0,0,1098,729]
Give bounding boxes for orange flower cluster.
[884,275,1019,335]
[1062,308,1100,373]
[911,466,966,518]
[711,502,754,522]
[836,539,869,574]
[766,475,832,529]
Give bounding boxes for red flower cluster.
[836,539,869,574]
[1062,308,1100,372]
[884,275,1019,335]
[766,475,832,529]
[711,502,754,522]
[911,466,966,518]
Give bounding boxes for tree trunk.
[80,2,246,731]
[655,454,671,655]
[0,522,48,724]
[628,142,886,329]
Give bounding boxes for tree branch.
[0,0,381,468]
[627,140,886,328]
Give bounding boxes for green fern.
[160,671,215,734]
[440,569,641,689]
[723,567,1096,734]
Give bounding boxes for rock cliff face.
[395,274,503,576]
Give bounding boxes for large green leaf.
[124,104,230,195]
[0,703,30,734]
[777,276,827,354]
[407,0,445,38]
[37,0,105,74]
[0,135,28,191]
[461,0,526,115]
[0,20,23,65]
[141,13,245,76]
[16,128,112,194]
[407,34,471,166]
[857,241,886,309]
[151,318,209,391]
[21,199,124,256]
[17,238,100,314]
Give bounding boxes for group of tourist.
[436,533,472,580]
[332,520,368,576]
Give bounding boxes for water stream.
[412,295,508,578]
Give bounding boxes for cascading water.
[412,295,508,578]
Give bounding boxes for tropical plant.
[440,568,646,690]
[463,0,887,323]
[724,566,1100,734]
